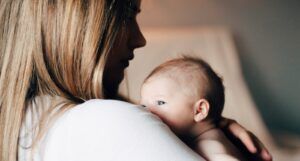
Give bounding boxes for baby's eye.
[141,105,146,108]
[157,100,166,106]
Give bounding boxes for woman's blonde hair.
[0,0,128,160]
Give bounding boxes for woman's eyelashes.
[156,100,166,106]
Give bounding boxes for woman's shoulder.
[70,99,146,116]
[40,99,156,160]
[65,99,157,126]
[77,98,136,109]
[39,99,202,161]
[50,99,159,136]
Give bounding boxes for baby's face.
[140,76,195,134]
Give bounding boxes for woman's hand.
[219,117,272,161]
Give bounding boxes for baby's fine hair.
[145,55,225,121]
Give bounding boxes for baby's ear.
[193,99,210,122]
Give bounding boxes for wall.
[138,0,300,135]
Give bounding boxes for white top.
[18,99,203,161]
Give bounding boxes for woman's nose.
[136,29,146,48]
[129,22,146,49]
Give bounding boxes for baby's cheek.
[168,118,187,129]
[163,119,188,135]
[148,107,173,125]
[148,107,191,134]
[166,113,193,134]
[148,107,166,119]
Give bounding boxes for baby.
[140,56,245,161]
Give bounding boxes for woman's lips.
[120,59,129,68]
[123,61,129,67]
[128,54,134,61]
[121,53,134,68]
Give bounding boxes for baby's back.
[195,128,245,161]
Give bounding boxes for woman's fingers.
[229,122,273,161]
[248,132,272,161]
[261,148,272,161]
[219,118,257,153]
[219,117,273,161]
[228,122,257,153]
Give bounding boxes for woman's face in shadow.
[104,0,146,98]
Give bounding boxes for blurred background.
[137,0,300,141]
[120,0,300,159]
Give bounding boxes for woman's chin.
[116,69,125,84]
[103,71,125,98]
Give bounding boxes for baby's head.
[140,56,224,135]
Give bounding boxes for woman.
[0,0,271,161]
